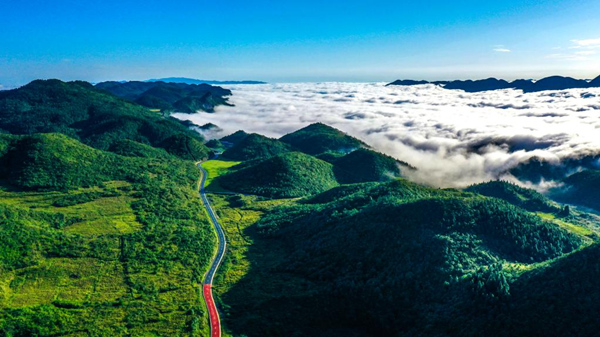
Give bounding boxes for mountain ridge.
[147,77,266,85]
[387,75,599,92]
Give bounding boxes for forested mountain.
[95,80,232,113]
[279,122,367,155]
[387,75,600,92]
[332,148,411,183]
[201,124,600,336]
[466,180,559,212]
[218,179,591,336]
[214,126,411,197]
[221,133,292,161]
[219,152,339,197]
[147,77,266,85]
[0,79,210,160]
[0,80,223,335]
[220,130,250,145]
[509,155,600,184]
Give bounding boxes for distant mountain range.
[95,80,232,113]
[147,77,266,85]
[387,75,600,93]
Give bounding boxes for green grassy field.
[0,168,215,335]
[201,160,241,192]
[0,181,141,237]
[537,212,595,237]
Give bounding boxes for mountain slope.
[147,77,266,85]
[96,81,231,112]
[0,133,215,336]
[494,243,600,337]
[332,148,409,183]
[218,152,338,198]
[279,123,366,155]
[0,79,210,159]
[220,130,250,145]
[466,180,559,212]
[221,133,292,161]
[386,74,600,92]
[219,181,583,336]
[444,78,511,92]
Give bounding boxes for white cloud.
[174,82,600,189]
[546,53,589,61]
[575,50,597,56]
[493,48,511,53]
[551,38,600,60]
[571,38,600,48]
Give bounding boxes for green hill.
[279,122,367,155]
[218,152,338,198]
[333,148,410,183]
[220,130,249,145]
[219,181,584,336]
[487,243,600,336]
[109,139,174,159]
[0,79,210,159]
[3,133,124,191]
[160,133,211,161]
[96,81,231,113]
[221,133,292,161]
[452,243,600,336]
[0,133,207,192]
[0,133,215,335]
[466,180,560,212]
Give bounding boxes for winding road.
[198,163,227,337]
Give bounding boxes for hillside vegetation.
[216,179,589,336]
[332,148,409,183]
[221,134,292,161]
[279,122,367,155]
[95,81,232,113]
[466,180,560,213]
[215,126,411,198]
[0,79,210,160]
[0,133,215,335]
[220,130,249,145]
[219,152,338,198]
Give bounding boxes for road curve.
[197,163,227,337]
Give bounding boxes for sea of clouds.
[173,82,600,189]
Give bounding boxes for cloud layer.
[173,82,600,188]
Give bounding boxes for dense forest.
[206,126,600,336]
[214,178,595,336]
[95,81,232,113]
[279,122,367,155]
[0,79,212,160]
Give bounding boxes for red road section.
[203,284,221,337]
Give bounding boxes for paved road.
[198,163,227,337]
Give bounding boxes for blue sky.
[1,0,599,85]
